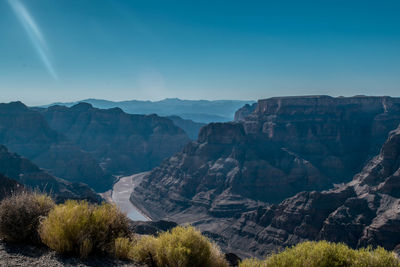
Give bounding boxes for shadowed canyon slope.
[0,145,100,202]
[0,101,191,192]
[0,174,22,201]
[0,102,112,191]
[131,95,400,256]
[39,103,190,176]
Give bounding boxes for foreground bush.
[113,237,137,260]
[39,200,130,258]
[239,241,400,267]
[131,225,228,267]
[0,192,54,243]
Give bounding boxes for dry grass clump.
[131,225,228,267]
[0,191,54,243]
[239,241,400,267]
[0,193,229,265]
[39,200,130,258]
[113,237,137,260]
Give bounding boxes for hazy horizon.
[5,94,400,107]
[1,0,399,105]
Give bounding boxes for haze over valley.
[1,0,400,266]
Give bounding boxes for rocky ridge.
[39,103,190,176]
[130,96,400,257]
[227,123,400,256]
[0,102,112,191]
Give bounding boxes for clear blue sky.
[1,0,399,105]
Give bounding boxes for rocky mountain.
[41,98,254,123]
[0,145,101,203]
[38,103,190,176]
[130,95,400,257]
[0,102,112,192]
[226,123,400,256]
[236,95,400,184]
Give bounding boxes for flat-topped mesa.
[254,95,400,116]
[244,96,400,182]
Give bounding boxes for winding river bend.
[112,172,150,221]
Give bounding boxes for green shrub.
[39,200,130,258]
[239,241,400,267]
[0,192,54,243]
[131,225,228,267]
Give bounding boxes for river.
[111,172,150,221]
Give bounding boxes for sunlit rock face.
[39,103,190,177]
[131,96,400,257]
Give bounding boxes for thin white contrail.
[7,0,58,80]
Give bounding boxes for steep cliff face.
[39,103,190,176]
[133,96,400,207]
[234,103,257,122]
[228,124,400,256]
[131,122,330,223]
[0,102,113,192]
[240,96,400,183]
[131,96,400,257]
[0,145,101,203]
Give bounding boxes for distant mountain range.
[40,98,255,123]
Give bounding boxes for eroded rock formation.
[131,96,400,257]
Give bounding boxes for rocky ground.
[0,241,145,267]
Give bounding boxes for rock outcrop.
[39,103,190,176]
[0,145,101,203]
[131,96,400,257]
[227,124,400,256]
[238,95,400,183]
[0,102,112,191]
[234,103,257,122]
